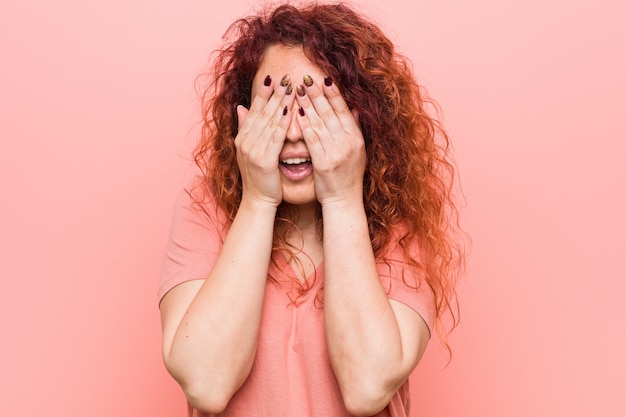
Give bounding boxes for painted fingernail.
[298,107,305,117]
[285,83,293,95]
[324,76,332,86]
[303,74,313,87]
[296,84,305,97]
[280,74,290,87]
[283,105,288,116]
[263,75,271,86]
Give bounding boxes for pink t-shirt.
[159,177,435,417]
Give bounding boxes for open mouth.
[279,156,313,181]
[280,157,312,171]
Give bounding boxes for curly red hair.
[193,2,466,342]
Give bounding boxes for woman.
[159,3,464,416]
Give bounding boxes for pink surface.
[1,1,624,416]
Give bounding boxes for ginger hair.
[193,2,466,341]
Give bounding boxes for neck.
[277,202,320,236]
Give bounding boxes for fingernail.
[280,74,290,87]
[298,107,305,117]
[264,75,271,86]
[285,83,293,95]
[324,76,332,86]
[283,105,288,116]
[303,74,313,87]
[296,84,305,97]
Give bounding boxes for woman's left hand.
[295,76,366,207]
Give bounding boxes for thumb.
[237,105,249,130]
[351,108,360,124]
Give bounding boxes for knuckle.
[307,87,322,99]
[335,106,351,116]
[235,142,249,155]
[259,109,271,119]
[319,108,334,119]
[247,107,260,118]
[311,118,325,131]
[352,137,365,150]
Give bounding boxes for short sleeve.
[376,233,436,334]
[158,175,227,302]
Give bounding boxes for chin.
[281,196,318,207]
[281,193,318,208]
[281,184,317,208]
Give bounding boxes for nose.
[285,102,302,142]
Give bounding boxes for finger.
[237,81,293,159]
[322,77,360,133]
[297,76,343,136]
[237,105,248,130]
[296,105,329,164]
[295,86,337,149]
[240,74,290,135]
[262,89,297,155]
[244,75,274,122]
[351,108,360,124]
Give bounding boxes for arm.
[160,75,295,413]
[322,200,430,416]
[296,76,430,416]
[160,199,277,413]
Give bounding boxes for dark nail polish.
[264,75,271,86]
[296,84,305,97]
[285,83,293,95]
[303,74,313,87]
[283,105,288,116]
[324,76,332,86]
[280,74,290,87]
[298,107,305,117]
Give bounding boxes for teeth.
[281,157,311,164]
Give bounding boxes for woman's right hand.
[235,74,295,208]
[162,80,294,410]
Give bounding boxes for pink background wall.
[1,1,624,415]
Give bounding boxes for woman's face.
[251,44,327,209]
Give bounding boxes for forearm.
[165,199,276,410]
[322,200,410,415]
